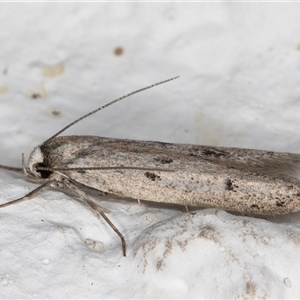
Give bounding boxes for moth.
[1,76,300,256]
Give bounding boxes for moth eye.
[36,162,53,179]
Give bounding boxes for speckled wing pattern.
[41,135,300,216]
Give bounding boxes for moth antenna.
[43,76,179,145]
[40,166,175,172]
[0,164,23,173]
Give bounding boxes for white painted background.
[1,2,300,298]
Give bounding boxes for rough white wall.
[1,2,300,298]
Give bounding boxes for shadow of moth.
[1,76,300,256]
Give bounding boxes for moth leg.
[0,180,55,208]
[60,179,110,212]
[63,178,126,256]
[184,205,189,213]
[85,197,127,257]
[137,199,141,206]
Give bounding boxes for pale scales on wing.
[37,135,300,216]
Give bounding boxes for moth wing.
[43,136,300,182]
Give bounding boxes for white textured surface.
[1,3,300,298]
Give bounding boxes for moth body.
[1,76,300,256]
[27,135,300,217]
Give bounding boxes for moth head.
[25,146,53,180]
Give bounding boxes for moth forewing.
[41,135,300,216]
